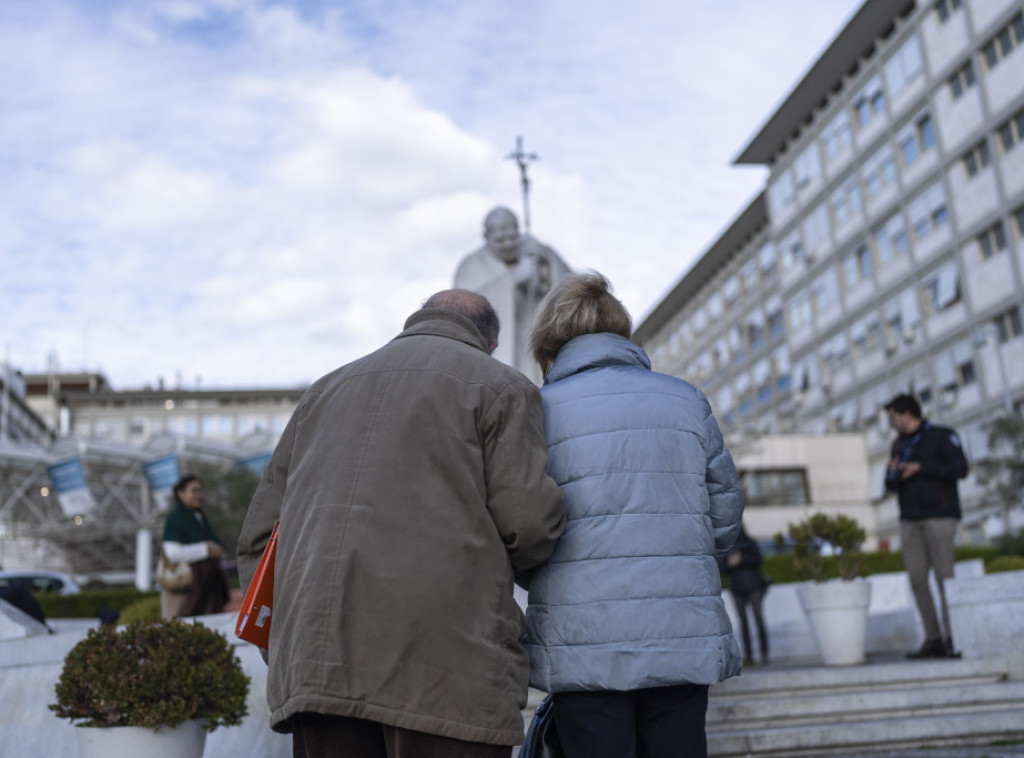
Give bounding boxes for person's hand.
[900,462,921,480]
[206,541,223,560]
[726,550,741,567]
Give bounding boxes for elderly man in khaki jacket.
[237,289,565,758]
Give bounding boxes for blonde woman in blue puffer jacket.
[523,271,745,758]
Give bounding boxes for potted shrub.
[782,512,870,666]
[50,619,250,758]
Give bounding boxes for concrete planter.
[76,719,206,758]
[797,579,871,666]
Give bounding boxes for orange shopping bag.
[235,521,279,648]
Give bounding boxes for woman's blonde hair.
[530,270,632,376]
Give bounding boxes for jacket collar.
[397,308,490,353]
[545,333,650,384]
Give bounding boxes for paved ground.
[844,748,1024,758]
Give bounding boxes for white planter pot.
[797,579,871,666]
[76,719,206,758]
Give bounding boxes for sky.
[2,0,864,389]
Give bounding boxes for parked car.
[0,570,82,595]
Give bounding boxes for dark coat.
[885,421,969,521]
[723,530,764,595]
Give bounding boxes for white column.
[135,528,152,591]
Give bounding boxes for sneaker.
[906,639,947,659]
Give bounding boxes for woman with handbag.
[159,474,230,619]
[522,272,744,758]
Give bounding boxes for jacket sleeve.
[702,394,744,559]
[236,392,308,595]
[482,378,565,573]
[918,427,969,482]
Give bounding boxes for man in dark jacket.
[723,526,769,666]
[237,289,565,758]
[885,394,969,659]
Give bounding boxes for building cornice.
[734,0,915,166]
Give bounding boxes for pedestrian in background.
[885,393,969,659]
[524,271,744,758]
[722,525,770,667]
[160,474,229,619]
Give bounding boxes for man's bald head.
[424,289,500,349]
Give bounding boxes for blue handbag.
[520,694,563,758]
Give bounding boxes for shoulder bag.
[521,694,563,758]
[155,549,193,592]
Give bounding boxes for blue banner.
[47,457,97,516]
[144,454,180,492]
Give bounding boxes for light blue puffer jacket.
[524,333,744,693]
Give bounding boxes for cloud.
[2,0,863,388]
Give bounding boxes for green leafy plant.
[50,619,249,731]
[778,512,867,582]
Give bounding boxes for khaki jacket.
[237,308,565,746]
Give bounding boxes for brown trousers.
[291,712,512,758]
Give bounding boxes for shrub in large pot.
[784,512,870,666]
[50,619,250,758]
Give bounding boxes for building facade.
[634,0,1024,545]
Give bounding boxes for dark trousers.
[551,684,710,758]
[733,589,769,662]
[291,712,511,758]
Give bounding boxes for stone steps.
[707,656,1024,756]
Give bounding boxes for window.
[794,144,822,188]
[935,0,962,23]
[885,35,924,95]
[821,332,852,376]
[962,140,992,177]
[769,170,796,213]
[708,292,724,319]
[947,60,976,100]
[885,287,922,344]
[863,144,897,198]
[977,221,1007,260]
[803,203,831,253]
[842,243,874,288]
[997,107,1024,153]
[758,241,778,276]
[723,275,741,305]
[921,260,961,316]
[753,358,772,403]
[729,324,746,366]
[1014,205,1024,238]
[739,469,810,507]
[850,313,884,358]
[831,178,863,226]
[746,311,766,353]
[772,344,791,389]
[853,76,885,128]
[787,290,813,331]
[780,231,805,272]
[935,339,975,392]
[740,258,759,291]
[899,113,935,167]
[822,110,853,160]
[874,212,909,264]
[908,182,949,241]
[811,268,840,315]
[766,295,785,340]
[994,307,1024,343]
[981,13,1024,71]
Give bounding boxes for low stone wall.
[948,568,1024,671]
[723,560,986,663]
